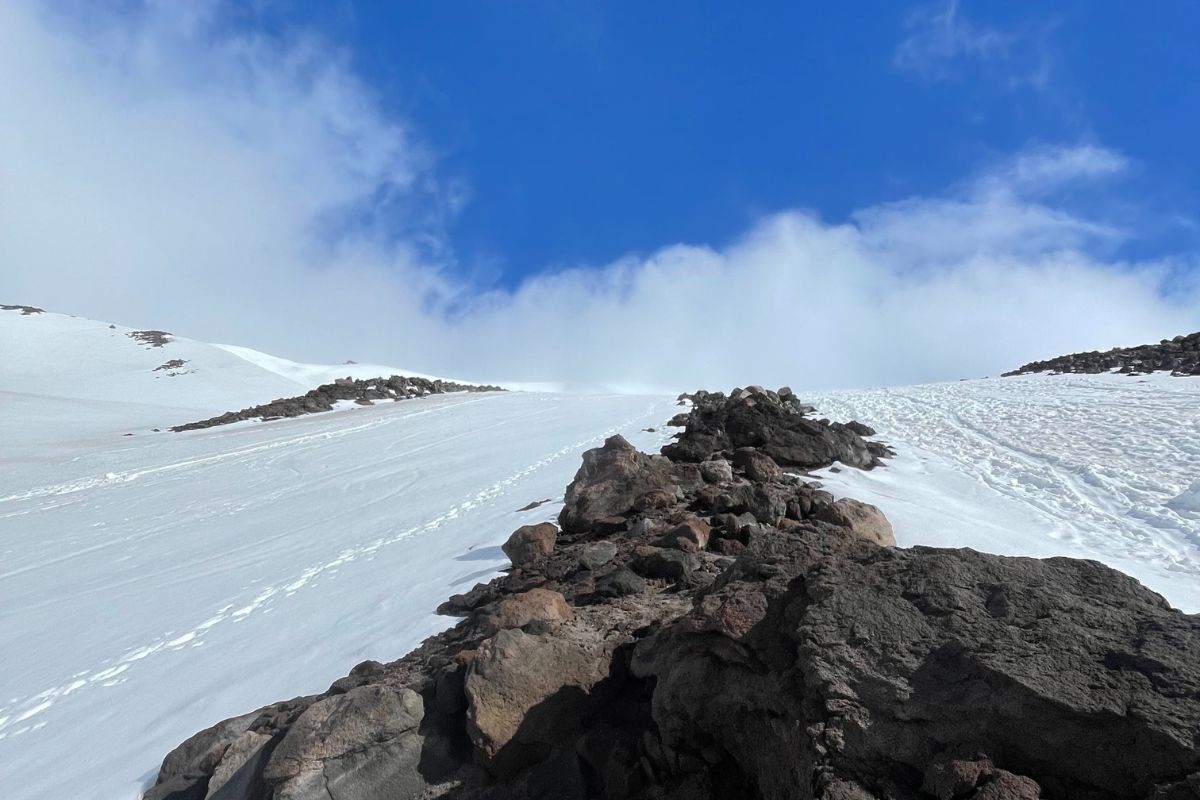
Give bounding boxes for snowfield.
[1,388,676,800]
[1,308,1199,799]
[810,372,1200,613]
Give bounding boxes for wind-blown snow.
[0,387,675,800]
[3,308,1200,799]
[809,372,1200,613]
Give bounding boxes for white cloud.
[984,144,1130,195]
[1,2,1197,393]
[895,0,1013,79]
[894,0,1058,92]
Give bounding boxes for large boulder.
[481,588,573,633]
[464,626,621,776]
[263,685,427,800]
[814,497,896,546]
[632,528,1200,800]
[502,523,558,568]
[559,435,682,533]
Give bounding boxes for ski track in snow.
[0,391,672,791]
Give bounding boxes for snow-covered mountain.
[0,307,466,450]
[1,305,1198,799]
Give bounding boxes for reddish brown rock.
[814,497,895,546]
[501,522,558,568]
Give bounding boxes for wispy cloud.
[895,0,1055,90]
[1,2,1196,392]
[895,0,1012,78]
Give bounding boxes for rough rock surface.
[813,497,896,546]
[664,387,892,470]
[171,376,504,432]
[1004,332,1200,377]
[501,523,558,568]
[145,390,1200,800]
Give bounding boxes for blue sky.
[239,0,1200,282]
[2,0,1199,389]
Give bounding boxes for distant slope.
[1003,331,1200,376]
[0,306,452,443]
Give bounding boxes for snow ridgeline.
[144,386,1200,800]
[170,375,506,432]
[1003,330,1200,377]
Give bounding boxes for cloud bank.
[1,2,1197,392]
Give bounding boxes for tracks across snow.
[810,373,1200,612]
[0,391,676,800]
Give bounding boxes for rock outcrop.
[664,386,892,470]
[144,391,1200,800]
[129,329,174,348]
[0,303,45,315]
[1004,332,1200,377]
[170,376,504,432]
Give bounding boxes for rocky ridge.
[145,387,1200,800]
[0,303,45,315]
[1003,332,1200,377]
[170,376,505,432]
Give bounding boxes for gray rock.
[699,459,734,484]
[264,685,427,800]
[579,540,619,571]
[594,567,647,598]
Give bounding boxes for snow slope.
[3,307,1200,799]
[809,372,1200,613]
[0,308,455,451]
[0,388,677,800]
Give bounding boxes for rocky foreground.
[145,387,1200,800]
[1003,332,1200,377]
[171,376,505,432]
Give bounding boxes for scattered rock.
[153,358,188,373]
[0,304,44,315]
[129,329,172,348]
[516,498,552,512]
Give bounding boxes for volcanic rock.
[1004,332,1200,378]
[144,388,1200,800]
[665,388,883,470]
[814,497,896,546]
[502,523,558,568]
